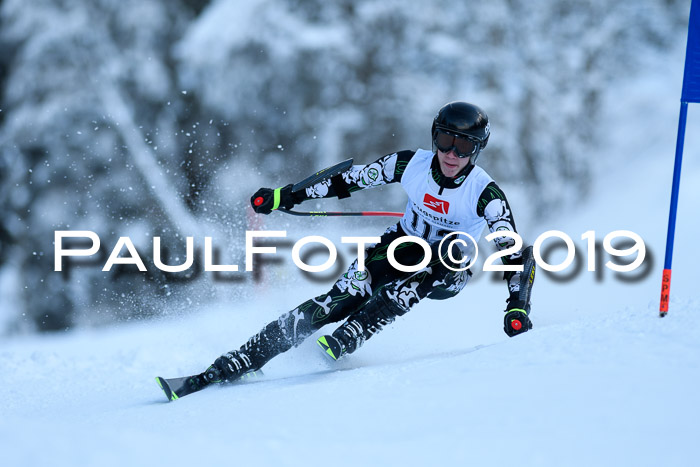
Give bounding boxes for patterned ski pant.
[233,223,471,369]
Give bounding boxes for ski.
[155,374,209,401]
[155,370,264,402]
[157,343,490,402]
[317,335,345,361]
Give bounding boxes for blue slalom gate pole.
[660,103,688,316]
[660,0,700,317]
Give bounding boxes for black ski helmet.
[432,102,490,162]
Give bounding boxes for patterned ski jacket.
[297,149,526,300]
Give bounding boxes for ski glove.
[504,306,532,337]
[250,184,303,214]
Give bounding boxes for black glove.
[250,184,303,214]
[503,300,533,337]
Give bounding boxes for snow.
[1,297,698,466]
[2,13,700,467]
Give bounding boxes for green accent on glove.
[272,187,282,210]
[507,308,528,315]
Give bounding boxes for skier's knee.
[376,288,409,317]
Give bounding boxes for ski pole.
[251,197,402,217]
[278,208,403,218]
[252,158,403,218]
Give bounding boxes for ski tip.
[317,335,340,361]
[155,376,178,402]
[238,369,265,382]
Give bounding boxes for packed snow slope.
[2,43,700,467]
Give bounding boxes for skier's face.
[437,148,471,178]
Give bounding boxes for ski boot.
[204,350,257,383]
[317,289,407,361]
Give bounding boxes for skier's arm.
[298,150,415,201]
[476,182,522,271]
[250,151,415,214]
[476,182,534,336]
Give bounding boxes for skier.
[205,101,536,384]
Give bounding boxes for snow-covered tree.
[0,0,689,333]
[0,0,208,331]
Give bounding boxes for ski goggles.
[433,130,480,158]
